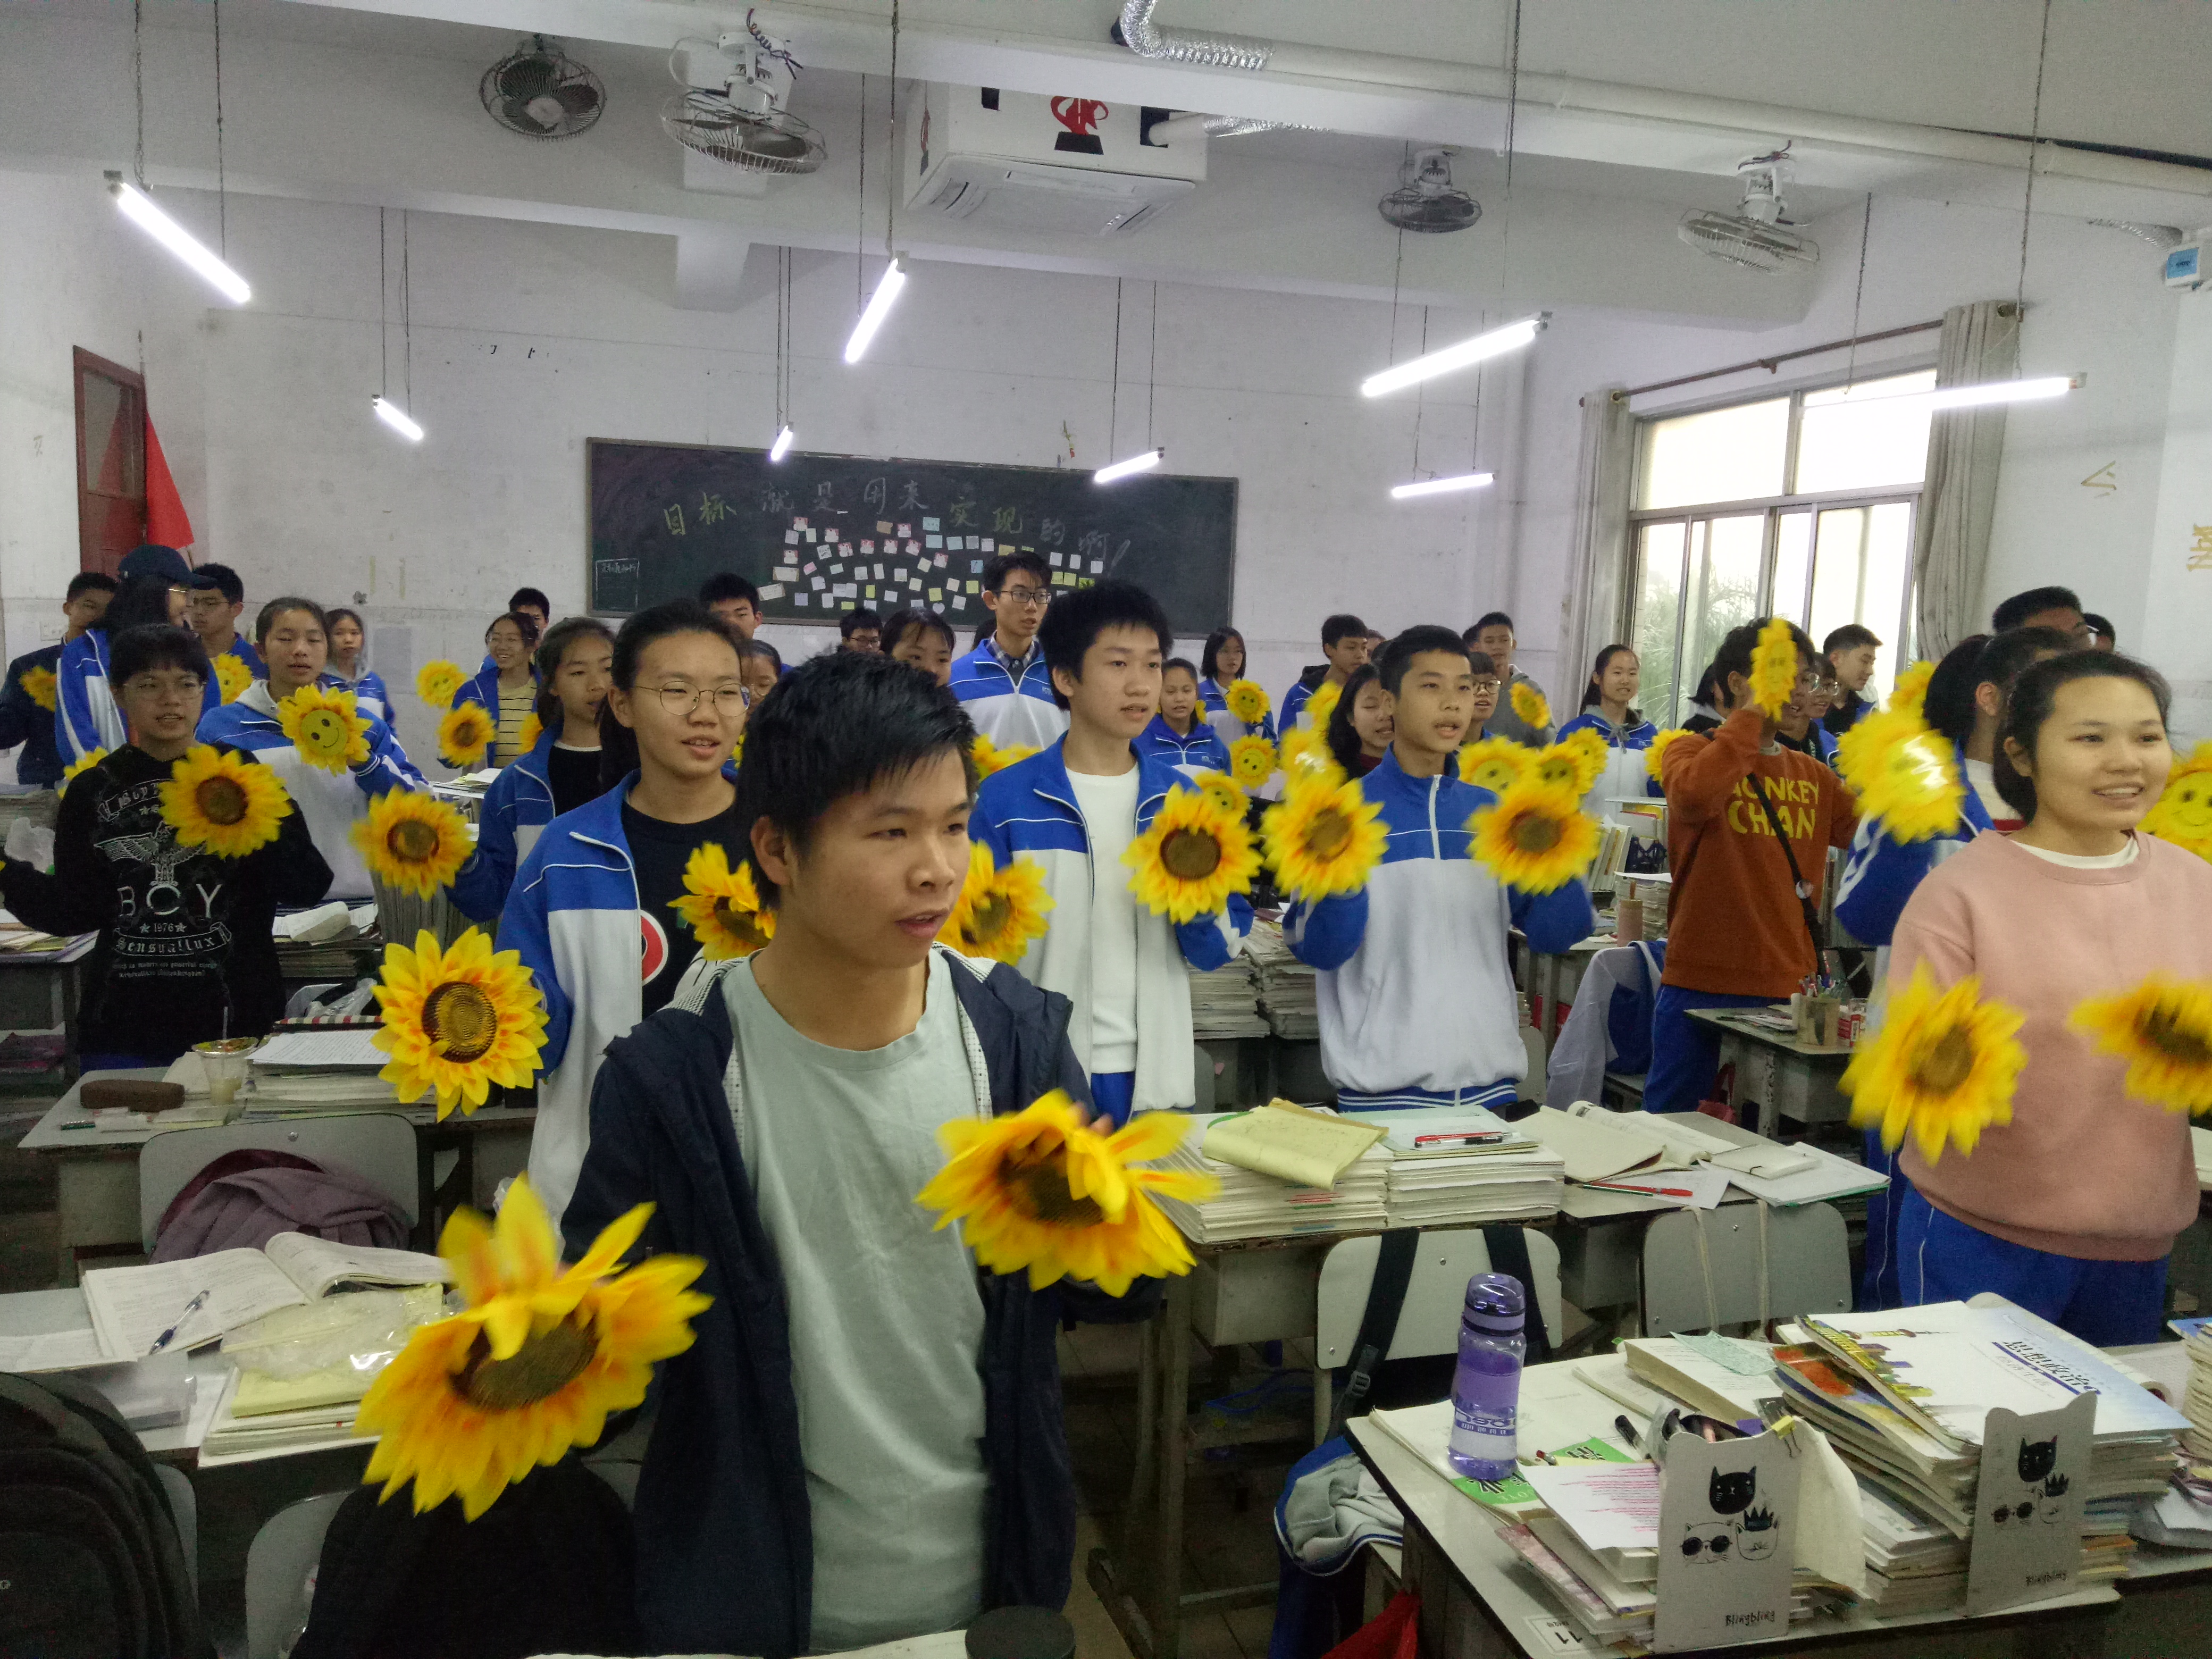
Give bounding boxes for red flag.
[144,412,194,552]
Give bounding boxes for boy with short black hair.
[949,551,1066,748]
[1465,611,1551,747]
[507,586,552,636]
[1281,613,1370,732]
[839,606,883,653]
[1819,623,1883,734]
[0,572,115,787]
[567,648,1154,1658]
[0,624,330,1067]
[974,580,1249,1128]
[1990,584,2085,639]
[698,572,763,638]
[1287,626,1594,1110]
[186,563,263,676]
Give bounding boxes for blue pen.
[147,1288,211,1356]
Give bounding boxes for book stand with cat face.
[1965,1390,2094,1616]
[1652,1425,1799,1651]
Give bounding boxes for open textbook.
[80,1234,449,1362]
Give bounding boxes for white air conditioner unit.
[904,85,1204,236]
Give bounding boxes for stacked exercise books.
[1186,958,1268,1040]
[1149,1109,1389,1242]
[2175,1315,2212,1461]
[1356,1106,1566,1227]
[1244,920,1319,1040]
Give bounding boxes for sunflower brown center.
[1304,808,1352,860]
[1511,812,1563,854]
[999,1142,1105,1227]
[1162,828,1222,881]
[195,777,248,826]
[423,981,498,1063]
[453,1318,596,1410]
[711,899,771,950]
[1912,1027,1976,1094]
[2140,1006,2212,1066]
[966,892,1012,945]
[388,818,440,862]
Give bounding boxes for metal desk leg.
[1147,1272,1194,1659]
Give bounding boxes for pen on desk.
[147,1288,210,1356]
[1583,1179,1697,1199]
[1615,1414,1642,1450]
[1413,1132,1507,1148]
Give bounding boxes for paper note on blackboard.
[759,584,785,600]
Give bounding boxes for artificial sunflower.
[356,1176,709,1520]
[1510,681,1551,731]
[1278,724,1342,786]
[516,711,544,755]
[940,843,1053,964]
[1264,773,1387,903]
[352,791,472,898]
[973,733,1038,779]
[60,749,106,795]
[1646,726,1696,783]
[1124,784,1261,923]
[213,654,254,705]
[18,664,56,713]
[372,927,549,1118]
[160,744,292,859]
[2144,742,2212,864]
[1195,770,1246,816]
[439,703,496,770]
[1229,733,1277,789]
[1748,616,1800,717]
[278,683,371,774]
[1842,964,2027,1163]
[1468,780,1599,893]
[915,1090,1218,1296]
[1459,735,1531,795]
[2071,975,2212,1116]
[1304,681,1343,731]
[670,843,775,960]
[1224,679,1270,726]
[1841,717,1963,842]
[416,659,466,710]
[1886,659,1937,719]
[1559,728,1611,792]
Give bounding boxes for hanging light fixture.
[843,19,908,367]
[1361,315,1544,398]
[1390,471,1494,500]
[1095,449,1164,484]
[844,255,906,364]
[108,177,252,304]
[769,424,795,462]
[371,208,424,442]
[371,396,424,442]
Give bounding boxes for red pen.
[1585,1179,1697,1198]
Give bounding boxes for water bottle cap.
[1462,1271,1524,1331]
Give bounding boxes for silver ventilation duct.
[1117,0,1272,72]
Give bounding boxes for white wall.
[2139,284,2212,747]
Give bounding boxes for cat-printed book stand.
[1652,1427,1799,1652]
[1965,1391,2094,1616]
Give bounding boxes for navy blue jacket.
[563,947,1162,1658]
[0,644,65,786]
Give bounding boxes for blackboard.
[587,440,1237,638]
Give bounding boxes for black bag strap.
[1745,772,1826,966]
[1479,1225,1552,1365]
[1328,1229,1419,1438]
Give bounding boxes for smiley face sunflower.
[1224,679,1270,726]
[278,684,371,774]
[2144,742,2212,864]
[1459,736,1531,795]
[415,660,466,710]
[214,654,254,705]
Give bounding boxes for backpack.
[0,1371,212,1659]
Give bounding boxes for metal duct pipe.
[1117,0,1271,74]
[1150,111,1290,142]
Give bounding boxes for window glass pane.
[1794,370,1937,494]
[1681,515,1764,717]
[1631,522,1686,728]
[1807,508,1868,658]
[81,372,143,497]
[1862,502,1913,703]
[1770,510,1812,627]
[1638,398,1789,510]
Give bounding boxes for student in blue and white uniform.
[499,600,749,1230]
[198,597,426,901]
[882,608,956,686]
[319,608,389,723]
[1819,624,1884,740]
[1280,614,1371,735]
[1323,664,1393,777]
[0,573,114,787]
[453,616,615,923]
[1833,624,2071,1309]
[1287,626,1595,1112]
[1136,658,1232,780]
[1555,644,1664,820]
[1777,671,1841,768]
[948,551,1066,750]
[58,546,203,766]
[973,582,1249,1129]
[186,564,265,679]
[1199,627,1275,745]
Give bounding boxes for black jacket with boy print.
[0,743,332,1057]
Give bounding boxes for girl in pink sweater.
[1890,651,2211,1345]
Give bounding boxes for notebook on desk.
[1201,1099,1385,1189]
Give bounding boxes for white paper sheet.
[1520,1460,1662,1553]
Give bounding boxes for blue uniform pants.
[1643,985,1774,1114]
[1894,1183,2167,1347]
[1090,1070,1135,1130]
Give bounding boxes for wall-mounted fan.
[1379,148,1480,234]
[663,26,826,175]
[480,36,605,140]
[1679,152,1819,273]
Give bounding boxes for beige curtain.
[1912,300,2020,660]
[1559,384,1635,689]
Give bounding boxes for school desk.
[1348,1350,2212,1659]
[16,1068,535,1281]
[0,930,94,1083]
[1508,930,1616,1063]
[1685,1005,1855,1139]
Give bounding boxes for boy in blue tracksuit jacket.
[948,550,1068,751]
[58,544,212,766]
[1287,626,1595,1110]
[1279,612,1372,735]
[0,573,116,787]
[971,583,1250,1127]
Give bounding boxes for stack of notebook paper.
[1357,1107,1566,1226]
[1187,958,1268,1040]
[1149,1110,1389,1242]
[245,1028,399,1112]
[1245,921,1318,1040]
[2176,1314,2212,1462]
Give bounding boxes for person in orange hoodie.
[1647,618,1858,1113]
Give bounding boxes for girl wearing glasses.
[454,610,544,768]
[499,599,750,1230]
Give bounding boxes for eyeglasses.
[649,682,748,718]
[995,586,1052,608]
[1470,679,1503,696]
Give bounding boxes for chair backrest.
[154,1463,197,1594]
[245,1491,350,1659]
[1639,1201,1851,1338]
[138,1112,418,1250]
[1313,1228,1564,1367]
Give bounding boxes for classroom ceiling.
[4,0,2209,325]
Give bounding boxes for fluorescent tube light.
[1390,471,1494,500]
[769,424,795,462]
[107,174,250,305]
[1362,315,1543,398]
[371,396,424,442]
[1848,373,2081,413]
[843,256,908,364]
[1094,448,1164,484]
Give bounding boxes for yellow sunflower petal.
[1886,660,1937,719]
[1102,1110,1194,1165]
[1123,784,1261,923]
[1842,965,2027,1162]
[353,790,473,898]
[1263,772,1387,903]
[214,654,253,705]
[973,734,1038,778]
[1229,734,1277,788]
[1304,681,1342,731]
[19,664,58,712]
[1510,682,1551,731]
[2071,975,2212,1115]
[671,842,776,960]
[939,843,1054,965]
[1748,616,1800,718]
[1468,781,1599,893]
[276,683,373,774]
[438,703,496,770]
[1459,736,1531,795]
[61,748,107,795]
[160,744,293,859]
[1224,679,1270,725]
[416,659,466,710]
[1646,726,1695,783]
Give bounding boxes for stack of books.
[2179,1315,2212,1461]
[246,1029,399,1113]
[1149,1110,1389,1243]
[1187,959,1268,1040]
[1244,920,1318,1040]
[1358,1106,1566,1227]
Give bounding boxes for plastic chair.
[1310,1228,1563,1443]
[244,1490,349,1659]
[137,1112,418,1251]
[154,1462,196,1595]
[1638,1201,1851,1337]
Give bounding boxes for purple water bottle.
[1446,1272,1526,1481]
